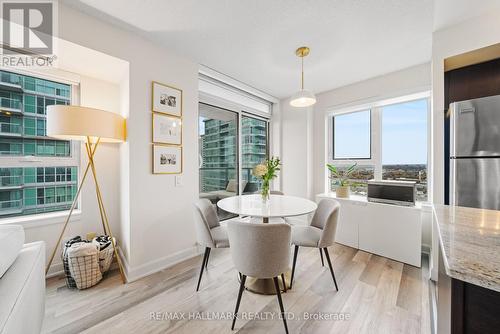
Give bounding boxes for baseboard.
[421,243,431,255]
[46,262,64,278]
[118,245,200,283]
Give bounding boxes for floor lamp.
[45,105,127,284]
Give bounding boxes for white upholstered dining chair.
[227,221,290,334]
[290,199,340,291]
[193,199,232,291]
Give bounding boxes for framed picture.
[152,144,182,174]
[152,113,182,145]
[152,81,182,117]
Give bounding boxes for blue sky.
[334,99,428,164]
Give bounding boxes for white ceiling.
[433,0,500,31]
[65,0,499,99]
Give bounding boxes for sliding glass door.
[198,103,238,220]
[198,104,270,220]
[241,115,268,194]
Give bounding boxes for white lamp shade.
[47,105,126,143]
[289,89,317,107]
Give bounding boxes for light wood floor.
[43,244,431,334]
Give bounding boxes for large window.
[381,99,428,201]
[328,95,429,201]
[241,115,268,194]
[198,102,270,220]
[198,103,238,220]
[0,70,78,218]
[333,109,371,159]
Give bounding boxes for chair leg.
[281,273,287,292]
[205,248,211,270]
[319,248,324,267]
[290,245,299,289]
[196,247,210,292]
[231,274,247,330]
[273,277,289,334]
[323,247,339,291]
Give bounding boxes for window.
[241,115,268,194]
[0,70,79,218]
[333,110,371,159]
[381,99,428,201]
[198,103,238,220]
[328,94,429,201]
[198,103,270,220]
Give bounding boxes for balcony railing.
[0,122,22,135]
[0,73,22,87]
[0,97,22,111]
[199,167,262,193]
[0,175,22,187]
[0,199,22,210]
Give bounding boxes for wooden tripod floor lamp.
[45,105,127,283]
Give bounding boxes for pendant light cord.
[301,56,304,90]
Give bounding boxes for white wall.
[311,63,431,197]
[280,101,314,198]
[26,3,201,281]
[431,10,500,205]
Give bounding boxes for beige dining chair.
[227,221,290,334]
[193,199,232,291]
[290,199,340,291]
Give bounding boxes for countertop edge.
[433,205,500,293]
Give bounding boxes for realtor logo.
[2,1,53,54]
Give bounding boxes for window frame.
[326,91,431,200]
[331,109,372,161]
[199,91,272,198]
[0,69,81,223]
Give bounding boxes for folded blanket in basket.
[62,236,85,288]
[67,242,102,289]
[92,235,116,273]
[92,235,112,251]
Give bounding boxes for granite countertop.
[434,204,500,292]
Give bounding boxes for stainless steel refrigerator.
[450,95,500,210]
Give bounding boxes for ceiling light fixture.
[290,46,316,108]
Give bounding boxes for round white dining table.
[217,194,318,294]
[217,194,318,223]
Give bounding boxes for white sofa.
[0,225,45,334]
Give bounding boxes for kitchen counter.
[434,204,500,292]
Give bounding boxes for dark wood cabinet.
[437,245,500,334]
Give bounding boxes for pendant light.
[290,46,317,108]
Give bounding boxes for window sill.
[317,192,430,209]
[0,209,81,229]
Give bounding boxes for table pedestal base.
[241,270,292,295]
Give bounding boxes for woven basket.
[67,244,102,290]
[99,245,114,273]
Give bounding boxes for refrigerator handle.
[449,158,456,206]
[449,102,456,158]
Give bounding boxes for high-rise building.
[0,70,78,217]
[199,116,267,193]
[200,118,237,192]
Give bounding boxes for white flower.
[252,164,268,177]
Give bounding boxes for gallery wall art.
[151,81,183,174]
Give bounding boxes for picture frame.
[152,113,182,145]
[152,144,182,174]
[152,81,182,117]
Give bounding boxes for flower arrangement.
[252,157,281,201]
